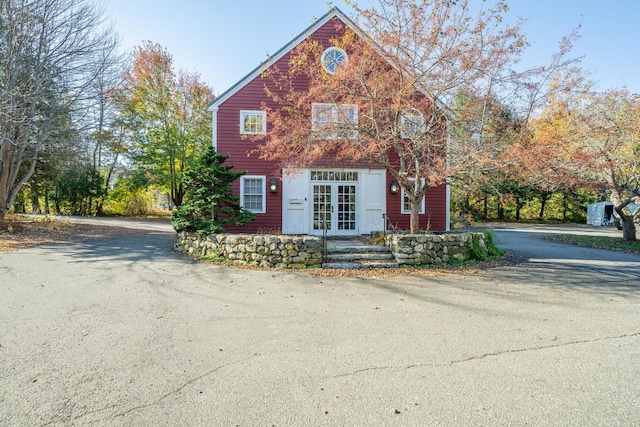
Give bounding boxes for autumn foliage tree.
[511,75,589,216]
[579,90,639,240]
[116,41,213,208]
[451,90,529,220]
[564,90,638,240]
[259,0,529,233]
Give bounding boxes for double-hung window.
[311,103,358,139]
[401,178,426,214]
[240,110,266,135]
[240,176,266,213]
[400,113,425,138]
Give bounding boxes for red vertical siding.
[216,18,347,233]
[214,15,449,234]
[385,172,448,232]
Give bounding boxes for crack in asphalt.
[112,354,262,419]
[329,332,640,379]
[442,332,640,366]
[41,354,262,426]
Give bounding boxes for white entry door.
[312,183,358,235]
[311,170,359,235]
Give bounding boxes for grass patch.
[197,253,227,263]
[549,234,640,254]
[466,229,504,262]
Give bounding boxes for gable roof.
[207,7,358,111]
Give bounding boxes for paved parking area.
[1,223,639,425]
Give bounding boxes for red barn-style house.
[207,8,450,236]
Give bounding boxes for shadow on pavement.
[50,231,188,265]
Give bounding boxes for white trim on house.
[240,175,266,214]
[321,46,349,74]
[400,113,426,138]
[282,168,386,235]
[311,103,358,140]
[401,179,426,215]
[240,110,267,135]
[207,8,359,112]
[211,106,218,149]
[446,181,451,231]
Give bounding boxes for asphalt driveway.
[1,222,639,425]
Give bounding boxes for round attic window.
[321,47,348,75]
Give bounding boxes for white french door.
[311,171,358,235]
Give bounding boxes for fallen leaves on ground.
[303,265,483,278]
[1,215,493,278]
[196,255,488,278]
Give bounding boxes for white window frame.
[400,113,426,138]
[321,46,349,75]
[240,176,266,213]
[311,103,358,139]
[401,178,426,214]
[240,110,266,135]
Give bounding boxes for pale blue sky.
[104,0,640,95]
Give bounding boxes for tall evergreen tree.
[171,146,255,235]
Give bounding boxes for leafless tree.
[0,0,119,219]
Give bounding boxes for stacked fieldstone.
[175,232,323,269]
[176,231,486,268]
[386,232,486,265]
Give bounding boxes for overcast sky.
[104,0,640,95]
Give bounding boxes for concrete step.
[325,242,390,254]
[322,239,396,268]
[322,260,400,269]
[325,252,394,262]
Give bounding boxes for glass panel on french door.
[337,185,356,230]
[313,185,332,230]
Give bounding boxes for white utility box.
[587,202,615,226]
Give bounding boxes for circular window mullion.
[321,47,349,75]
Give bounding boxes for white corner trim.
[446,182,451,231]
[211,106,218,149]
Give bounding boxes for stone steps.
[323,240,399,269]
[326,243,392,254]
[323,260,400,269]
[325,252,394,262]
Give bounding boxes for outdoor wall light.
[270,178,278,193]
[390,179,399,194]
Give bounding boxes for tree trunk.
[410,201,420,234]
[605,169,637,241]
[483,196,488,219]
[621,217,637,241]
[54,186,61,215]
[31,192,42,214]
[497,199,505,221]
[0,141,12,220]
[539,192,550,219]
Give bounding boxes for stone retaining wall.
[386,232,486,265]
[175,232,323,269]
[176,231,486,268]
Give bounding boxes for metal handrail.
[382,213,395,244]
[321,215,327,265]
